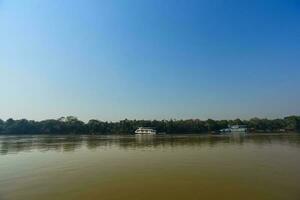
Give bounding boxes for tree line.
[0,116,299,135]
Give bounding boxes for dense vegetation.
[0,116,299,135]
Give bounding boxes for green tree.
[0,119,4,133]
[285,116,300,131]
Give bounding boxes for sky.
[0,0,300,121]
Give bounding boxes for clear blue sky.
[0,0,300,121]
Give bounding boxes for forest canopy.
[0,116,299,135]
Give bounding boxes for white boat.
[135,127,156,135]
[230,125,248,132]
[220,125,248,133]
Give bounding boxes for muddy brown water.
[0,134,299,200]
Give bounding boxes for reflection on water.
[0,134,300,200]
[1,134,300,155]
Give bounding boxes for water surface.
[0,134,300,200]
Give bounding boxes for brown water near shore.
[0,134,300,200]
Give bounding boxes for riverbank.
[1,116,300,135]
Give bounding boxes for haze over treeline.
[0,116,299,135]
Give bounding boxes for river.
[0,134,299,200]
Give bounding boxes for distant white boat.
[220,125,248,133]
[135,127,156,135]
